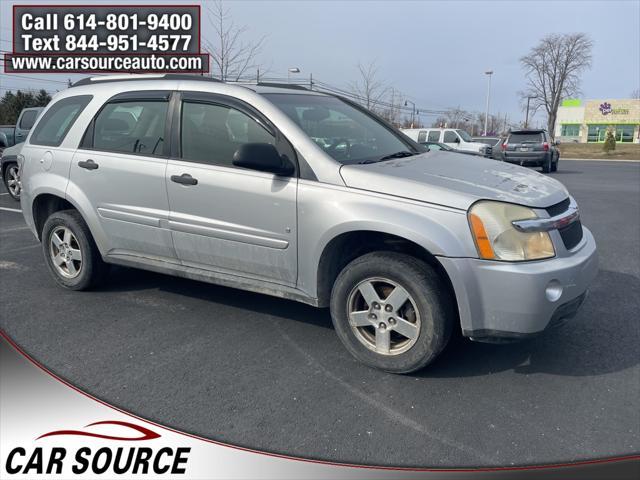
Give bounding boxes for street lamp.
[483,70,493,136]
[405,100,416,128]
[288,67,300,83]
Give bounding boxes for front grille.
[559,220,583,250]
[545,197,570,217]
[545,197,583,250]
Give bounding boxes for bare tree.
[349,61,389,112]
[520,33,593,138]
[378,87,405,125]
[631,88,640,99]
[204,1,267,81]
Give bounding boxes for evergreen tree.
[603,127,616,154]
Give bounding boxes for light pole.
[524,96,536,128]
[287,67,300,83]
[483,70,493,136]
[405,100,416,128]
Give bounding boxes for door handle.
[78,159,99,170]
[171,173,198,185]
[16,133,24,137]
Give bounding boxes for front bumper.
[438,226,598,340]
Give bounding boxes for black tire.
[541,155,552,173]
[41,209,108,290]
[3,163,20,201]
[551,155,559,172]
[330,251,454,373]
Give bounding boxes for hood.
[339,151,568,211]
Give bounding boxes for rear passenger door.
[70,91,176,260]
[165,92,298,286]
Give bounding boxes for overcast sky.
[1,0,639,126]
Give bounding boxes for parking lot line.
[0,193,9,196]
[0,207,22,213]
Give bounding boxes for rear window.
[19,110,39,130]
[509,132,543,143]
[30,95,92,147]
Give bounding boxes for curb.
[561,158,640,163]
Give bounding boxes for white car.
[402,128,490,156]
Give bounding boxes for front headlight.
[468,201,555,261]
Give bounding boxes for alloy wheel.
[49,227,83,279]
[6,165,20,198]
[347,277,421,356]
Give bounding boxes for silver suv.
[18,75,598,373]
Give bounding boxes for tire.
[3,163,20,201]
[541,155,552,173]
[330,251,454,373]
[551,155,559,172]
[41,210,108,290]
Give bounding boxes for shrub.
[603,127,616,153]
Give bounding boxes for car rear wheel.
[541,155,552,173]
[3,163,20,201]
[42,210,108,290]
[551,156,559,172]
[330,252,454,373]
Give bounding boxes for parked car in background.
[473,136,504,160]
[420,141,484,156]
[14,107,44,144]
[18,74,596,373]
[502,129,559,173]
[1,106,44,200]
[1,142,24,200]
[0,132,8,153]
[0,125,17,147]
[402,128,491,157]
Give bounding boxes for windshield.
[456,129,473,142]
[262,93,416,164]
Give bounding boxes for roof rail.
[71,74,222,88]
[256,82,309,91]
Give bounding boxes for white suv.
[402,128,489,156]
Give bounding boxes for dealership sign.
[599,102,630,116]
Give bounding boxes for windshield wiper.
[359,151,416,164]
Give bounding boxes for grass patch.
[558,143,640,160]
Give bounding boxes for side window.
[92,100,168,156]
[30,95,92,147]
[428,131,440,142]
[443,131,458,143]
[181,101,275,166]
[19,110,38,130]
[417,131,427,142]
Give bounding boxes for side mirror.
[454,137,460,143]
[233,143,295,176]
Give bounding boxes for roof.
[70,74,325,96]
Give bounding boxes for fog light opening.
[545,280,563,302]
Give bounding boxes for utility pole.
[524,96,536,128]
[483,70,493,136]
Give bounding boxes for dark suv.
[502,129,559,173]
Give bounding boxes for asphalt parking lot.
[1,159,638,467]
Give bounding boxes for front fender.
[296,180,477,298]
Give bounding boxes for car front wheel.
[330,252,454,373]
[3,163,20,201]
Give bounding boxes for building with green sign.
[554,98,639,143]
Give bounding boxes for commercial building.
[554,98,639,143]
